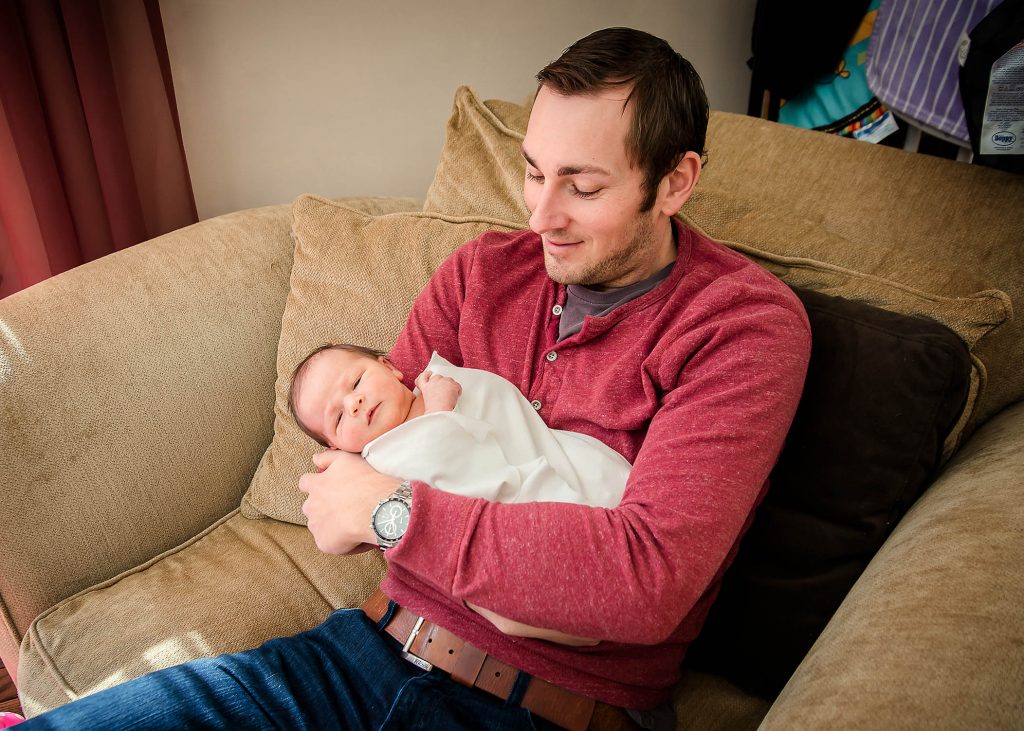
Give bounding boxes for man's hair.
[536,27,709,211]
[287,343,385,446]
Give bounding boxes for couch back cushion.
[423,87,1020,452]
[683,287,972,696]
[241,196,520,523]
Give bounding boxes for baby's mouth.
[367,404,379,425]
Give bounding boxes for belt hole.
[495,671,501,677]
[448,649,454,655]
[427,638,432,644]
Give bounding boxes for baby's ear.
[379,355,403,380]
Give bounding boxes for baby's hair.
[288,343,386,446]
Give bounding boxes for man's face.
[522,85,674,290]
[292,349,414,452]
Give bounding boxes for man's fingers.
[312,448,343,470]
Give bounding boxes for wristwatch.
[371,480,413,550]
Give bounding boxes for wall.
[160,0,757,220]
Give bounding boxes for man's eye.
[571,186,599,199]
[525,171,544,183]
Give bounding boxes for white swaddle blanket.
[362,352,629,507]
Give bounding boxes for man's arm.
[383,301,811,644]
[300,232,811,643]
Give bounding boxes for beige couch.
[1,87,1022,728]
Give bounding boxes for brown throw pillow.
[240,196,520,524]
[684,287,973,697]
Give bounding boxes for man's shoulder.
[680,222,807,325]
[458,227,538,256]
[447,227,544,278]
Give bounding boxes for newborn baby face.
[293,349,414,452]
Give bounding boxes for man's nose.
[528,185,570,235]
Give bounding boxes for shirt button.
[552,304,563,316]
[545,351,557,362]
[531,400,542,411]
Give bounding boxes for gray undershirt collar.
[557,260,676,342]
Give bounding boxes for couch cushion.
[423,86,531,223]
[18,512,386,716]
[240,196,521,523]
[761,400,1024,730]
[683,287,972,697]
[421,87,1018,452]
[19,507,773,727]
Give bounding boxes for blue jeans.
[21,603,560,730]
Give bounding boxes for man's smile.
[544,238,583,254]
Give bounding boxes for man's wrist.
[370,480,413,550]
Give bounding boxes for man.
[22,27,810,730]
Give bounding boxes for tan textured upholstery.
[0,204,295,678]
[241,196,520,524]
[17,512,386,717]
[421,87,1022,451]
[423,87,531,223]
[762,400,1024,729]
[0,196,417,680]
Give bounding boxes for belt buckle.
[400,615,434,672]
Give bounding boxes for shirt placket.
[530,301,567,417]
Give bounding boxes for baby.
[288,344,630,508]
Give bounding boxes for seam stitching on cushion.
[676,214,1014,328]
[24,622,77,704]
[295,194,524,230]
[0,595,21,651]
[461,85,526,140]
[26,509,241,698]
[740,248,1011,315]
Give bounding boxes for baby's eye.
[354,376,362,388]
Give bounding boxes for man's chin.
[543,254,586,286]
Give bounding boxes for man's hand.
[416,369,462,413]
[298,450,402,554]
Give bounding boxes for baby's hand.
[416,369,462,413]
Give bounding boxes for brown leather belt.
[361,591,636,731]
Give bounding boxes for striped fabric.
[866,0,1002,144]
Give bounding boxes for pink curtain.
[0,0,197,299]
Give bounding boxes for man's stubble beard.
[542,212,658,289]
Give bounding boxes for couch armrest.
[0,205,297,676]
[761,400,1024,729]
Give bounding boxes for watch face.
[373,498,410,542]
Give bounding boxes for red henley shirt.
[384,219,811,709]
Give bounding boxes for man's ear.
[379,355,403,380]
[657,151,702,217]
